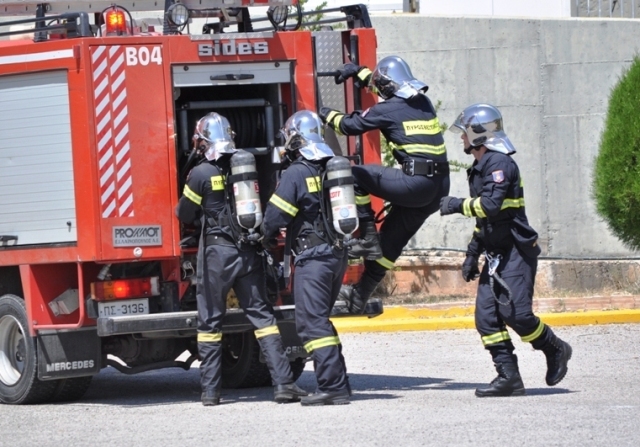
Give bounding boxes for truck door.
[89,43,176,260]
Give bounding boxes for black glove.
[334,63,363,84]
[319,107,339,124]
[461,255,480,282]
[439,196,463,216]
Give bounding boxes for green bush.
[593,56,640,249]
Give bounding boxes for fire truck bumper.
[96,299,383,337]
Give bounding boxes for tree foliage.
[593,56,640,249]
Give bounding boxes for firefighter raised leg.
[320,55,451,315]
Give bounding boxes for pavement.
[332,295,640,333]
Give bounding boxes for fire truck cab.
[0,0,382,404]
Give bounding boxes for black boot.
[201,389,221,406]
[542,336,572,386]
[347,221,382,260]
[274,383,309,403]
[475,363,525,397]
[300,389,350,406]
[337,275,379,314]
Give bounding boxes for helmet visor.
[203,139,237,161]
[299,142,334,161]
[484,131,516,155]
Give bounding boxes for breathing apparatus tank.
[229,150,262,230]
[325,156,358,236]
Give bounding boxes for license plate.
[98,298,149,318]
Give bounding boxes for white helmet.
[449,103,516,155]
[194,112,237,161]
[281,110,334,161]
[370,56,428,100]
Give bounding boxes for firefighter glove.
[439,196,463,216]
[335,63,363,84]
[462,255,480,282]
[319,107,340,125]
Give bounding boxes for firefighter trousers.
[293,245,349,393]
[196,243,292,392]
[474,245,552,364]
[352,164,450,282]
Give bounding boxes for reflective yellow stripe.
[402,118,441,136]
[183,185,202,205]
[462,198,485,218]
[474,226,481,234]
[392,142,447,156]
[355,194,371,205]
[472,198,486,218]
[211,175,225,191]
[462,198,473,217]
[500,198,525,210]
[269,194,298,217]
[333,115,344,135]
[357,67,372,82]
[198,332,222,343]
[481,330,511,346]
[306,176,321,193]
[375,256,394,270]
[326,110,341,124]
[255,325,280,339]
[304,335,340,353]
[521,321,545,343]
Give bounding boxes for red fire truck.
[0,0,383,404]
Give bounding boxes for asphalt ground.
[1,322,639,447]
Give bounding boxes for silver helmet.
[370,56,428,100]
[281,110,334,161]
[194,112,237,161]
[449,104,516,155]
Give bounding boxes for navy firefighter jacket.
[327,94,448,165]
[262,158,328,256]
[462,151,541,259]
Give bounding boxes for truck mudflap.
[96,299,383,337]
[37,328,101,380]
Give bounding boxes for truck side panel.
[0,70,77,246]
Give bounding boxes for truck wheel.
[221,331,271,389]
[49,376,94,403]
[0,294,57,404]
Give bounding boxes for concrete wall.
[370,14,640,258]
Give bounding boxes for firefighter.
[261,110,351,406]
[319,55,450,315]
[175,112,307,406]
[439,103,572,397]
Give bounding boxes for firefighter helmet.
[194,112,237,161]
[370,56,428,100]
[449,103,516,155]
[281,110,334,161]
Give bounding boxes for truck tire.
[49,376,94,403]
[221,331,271,389]
[0,294,57,404]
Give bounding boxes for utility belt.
[205,234,237,247]
[294,232,328,254]
[401,159,449,177]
